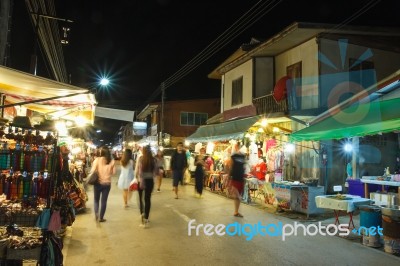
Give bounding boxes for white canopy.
[0,65,96,124]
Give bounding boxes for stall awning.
[186,115,261,143]
[0,66,96,124]
[290,98,400,142]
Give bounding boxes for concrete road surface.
[63,164,400,266]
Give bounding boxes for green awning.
[186,115,261,143]
[290,98,400,142]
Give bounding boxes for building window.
[349,58,374,71]
[286,62,302,110]
[231,76,243,106]
[180,112,208,126]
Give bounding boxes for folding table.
[315,194,371,230]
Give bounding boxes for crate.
[0,207,9,226]
[0,238,8,259]
[6,246,41,260]
[11,213,39,227]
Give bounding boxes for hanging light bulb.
[261,119,268,127]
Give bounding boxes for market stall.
[186,115,323,208]
[289,73,400,254]
[0,65,95,264]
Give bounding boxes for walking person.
[117,149,135,207]
[226,143,246,218]
[154,149,165,192]
[90,146,116,222]
[171,142,188,199]
[137,145,156,228]
[194,154,205,198]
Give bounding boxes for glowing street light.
[100,78,110,86]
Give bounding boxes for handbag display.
[86,171,99,185]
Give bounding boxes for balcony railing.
[253,94,288,115]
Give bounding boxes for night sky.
[8,0,400,143]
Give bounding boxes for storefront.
[289,81,400,253]
[0,66,95,263]
[186,115,314,208]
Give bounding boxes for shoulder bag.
[87,170,99,185]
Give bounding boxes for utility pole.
[160,82,165,146]
[29,11,73,76]
[29,7,40,75]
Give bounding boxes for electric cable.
[162,0,282,89]
[25,0,68,83]
[320,0,381,37]
[142,0,283,108]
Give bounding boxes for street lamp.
[100,78,110,86]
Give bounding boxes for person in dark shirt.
[170,142,188,199]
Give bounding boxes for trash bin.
[359,205,382,248]
[381,206,400,254]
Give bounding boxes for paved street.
[63,164,400,266]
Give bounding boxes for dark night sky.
[8,0,400,143]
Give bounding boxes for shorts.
[173,170,183,187]
[230,180,244,195]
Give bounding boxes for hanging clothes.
[254,159,267,181]
[248,142,259,167]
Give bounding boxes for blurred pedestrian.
[226,143,246,218]
[171,142,188,199]
[194,154,205,198]
[154,149,165,192]
[137,145,156,228]
[90,146,116,222]
[117,149,135,207]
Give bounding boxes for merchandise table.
[315,194,371,229]
[360,179,400,199]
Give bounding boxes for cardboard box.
[370,192,397,206]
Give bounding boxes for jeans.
[93,183,111,220]
[138,178,154,220]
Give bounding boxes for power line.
[163,0,282,89]
[141,0,283,109]
[320,0,381,36]
[25,0,69,83]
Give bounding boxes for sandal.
[233,213,243,218]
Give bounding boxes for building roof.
[208,21,400,79]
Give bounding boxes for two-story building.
[189,21,400,192]
[136,98,220,148]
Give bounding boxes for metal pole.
[30,8,40,75]
[0,90,91,109]
[0,94,4,118]
[160,82,165,146]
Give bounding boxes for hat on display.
[10,116,33,129]
[34,119,56,131]
[0,118,8,126]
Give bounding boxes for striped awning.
[0,65,96,124]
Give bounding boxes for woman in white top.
[118,149,135,207]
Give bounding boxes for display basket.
[6,246,42,260]
[11,212,40,227]
[0,238,8,259]
[0,206,9,226]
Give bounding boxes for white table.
[315,194,371,229]
[360,179,400,199]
